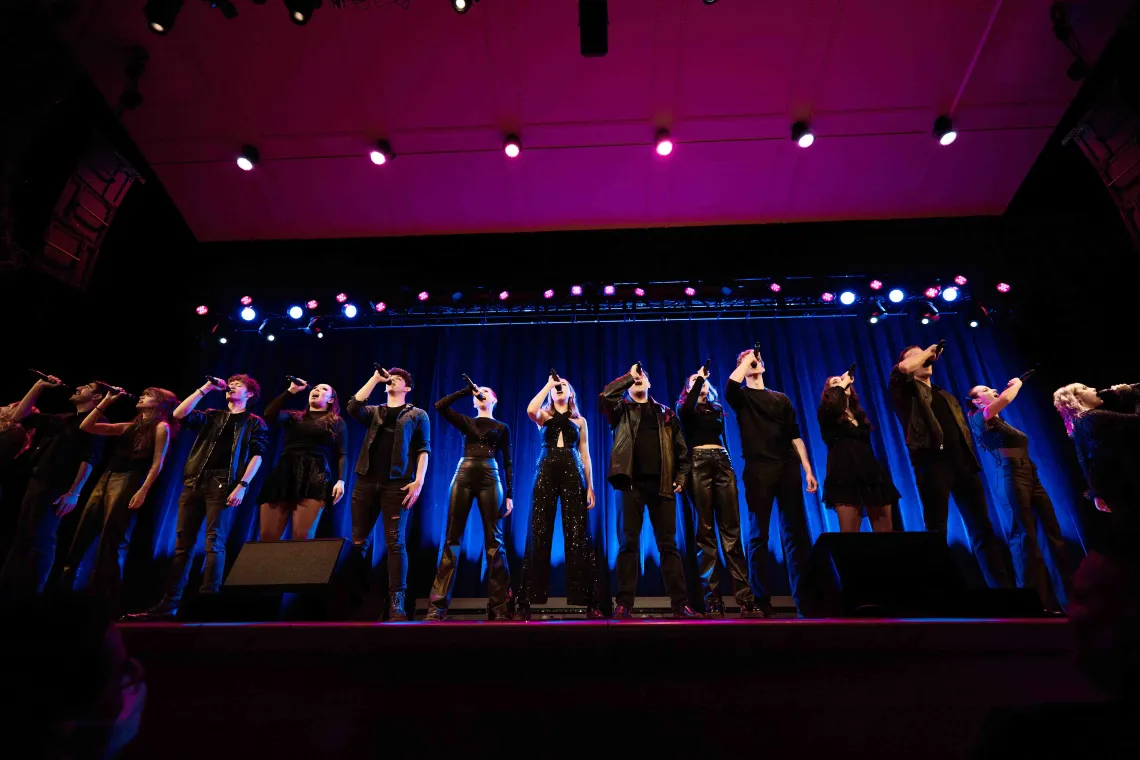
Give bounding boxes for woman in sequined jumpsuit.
[425,384,513,621]
[517,374,602,620]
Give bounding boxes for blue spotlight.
[941,286,959,303]
[342,303,358,319]
[240,306,257,322]
[839,291,857,306]
[888,288,905,304]
[287,305,304,320]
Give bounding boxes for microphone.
[750,342,762,369]
[699,358,711,376]
[29,369,69,390]
[634,361,645,379]
[372,364,394,385]
[461,373,486,401]
[107,386,137,401]
[1097,382,1140,399]
[550,368,563,393]
[922,340,946,368]
[847,362,857,380]
[204,375,226,389]
[1018,369,1035,382]
[286,375,309,388]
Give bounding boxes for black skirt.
[823,438,900,509]
[258,450,334,504]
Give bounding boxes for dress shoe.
[387,591,408,622]
[424,608,445,622]
[121,601,177,622]
[585,605,606,620]
[739,600,773,619]
[671,603,704,620]
[704,598,725,618]
[612,604,632,620]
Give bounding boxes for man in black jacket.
[600,363,700,619]
[889,345,1010,588]
[346,366,430,622]
[125,375,268,621]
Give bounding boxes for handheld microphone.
[286,375,309,388]
[205,375,226,389]
[28,369,69,390]
[1097,383,1140,399]
[699,358,712,376]
[550,368,563,393]
[847,362,857,379]
[461,373,486,401]
[750,342,762,369]
[1018,369,1035,382]
[107,386,137,401]
[923,340,946,368]
[634,361,644,378]
[372,364,393,385]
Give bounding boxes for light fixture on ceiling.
[933,115,957,146]
[792,121,814,148]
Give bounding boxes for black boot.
[740,598,777,618]
[671,602,704,620]
[585,603,605,620]
[612,604,632,620]
[704,597,725,618]
[424,607,445,622]
[387,591,408,622]
[121,598,177,622]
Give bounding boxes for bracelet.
[238,480,249,488]
[196,388,208,396]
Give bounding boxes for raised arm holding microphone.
[888,344,1011,589]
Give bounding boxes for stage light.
[236,145,259,171]
[504,134,521,158]
[195,305,209,316]
[369,140,393,166]
[720,285,734,296]
[417,291,430,301]
[219,337,228,345]
[284,0,319,25]
[634,287,646,297]
[335,292,348,303]
[869,280,883,291]
[821,292,835,303]
[498,290,509,301]
[306,299,319,310]
[769,282,782,293]
[570,285,583,297]
[144,0,182,34]
[287,305,303,320]
[941,286,959,303]
[452,0,470,12]
[996,282,1011,293]
[342,303,358,319]
[450,291,464,302]
[307,317,326,338]
[684,287,697,297]
[373,301,387,313]
[839,291,857,306]
[911,301,939,326]
[543,289,555,299]
[924,286,941,299]
[888,288,905,303]
[962,302,992,329]
[792,121,814,148]
[211,322,231,345]
[240,306,257,322]
[703,0,717,4]
[863,301,886,325]
[240,295,253,306]
[258,317,280,341]
[603,284,616,296]
[933,115,957,146]
[954,275,968,286]
[655,130,673,156]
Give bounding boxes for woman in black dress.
[518,374,602,620]
[259,379,348,541]
[426,383,513,621]
[1053,382,1140,515]
[817,368,899,532]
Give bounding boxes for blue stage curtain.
[115,316,1089,607]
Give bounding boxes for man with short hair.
[125,374,268,621]
[347,366,430,622]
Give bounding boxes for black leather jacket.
[888,368,980,470]
[346,398,431,479]
[180,408,269,488]
[599,373,691,496]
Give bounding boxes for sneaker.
[671,603,704,620]
[704,598,725,618]
[612,604,633,620]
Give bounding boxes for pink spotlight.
[684,287,696,297]
[655,129,673,157]
[195,305,209,316]
[869,280,883,291]
[543,289,555,299]
[503,134,521,159]
[634,287,646,297]
[570,285,583,297]
[996,282,1011,293]
[603,284,616,296]
[240,295,252,306]
[336,293,348,303]
[374,301,387,313]
[924,286,941,299]
[306,299,319,310]
[769,283,782,293]
[954,275,968,286]
[498,290,510,301]
[417,291,430,301]
[821,292,835,303]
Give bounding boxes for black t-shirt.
[368,406,400,481]
[633,402,661,477]
[924,387,971,465]
[724,381,800,463]
[204,411,249,471]
[23,412,103,485]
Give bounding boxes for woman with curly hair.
[1053,382,1140,515]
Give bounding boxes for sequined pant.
[428,458,511,613]
[519,447,598,606]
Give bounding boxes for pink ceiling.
[62,0,1125,241]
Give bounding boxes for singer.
[1053,383,1140,517]
[124,375,267,621]
[425,381,513,621]
[258,379,348,541]
[346,366,430,622]
[889,345,1011,589]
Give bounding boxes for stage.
[118,614,1102,759]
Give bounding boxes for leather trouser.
[687,449,755,605]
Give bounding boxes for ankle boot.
[122,597,177,622]
[387,591,408,622]
[704,597,725,618]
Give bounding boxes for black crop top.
[436,388,514,498]
[264,392,349,482]
[817,386,873,448]
[969,410,1030,455]
[105,423,154,474]
[676,376,727,449]
[542,410,581,448]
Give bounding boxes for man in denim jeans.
[347,367,430,621]
[125,375,268,621]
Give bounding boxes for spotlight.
[839,291,857,306]
[962,302,992,329]
[720,284,734,296]
[498,290,510,301]
[306,317,326,338]
[924,286,941,299]
[769,282,782,293]
[284,0,320,25]
[655,130,673,156]
[342,303,358,319]
[335,292,348,303]
[570,285,583,297]
[702,0,717,4]
[195,305,209,316]
[306,299,319,310]
[372,301,387,313]
[869,280,883,291]
[212,1,238,19]
[258,317,280,341]
[863,301,887,325]
[941,286,959,303]
[603,285,616,296]
[240,306,257,322]
[933,115,957,146]
[911,301,939,326]
[792,121,814,148]
[451,291,464,302]
[821,292,835,303]
[996,282,1011,293]
[634,287,646,297]
[287,306,303,320]
[888,288,905,303]
[684,287,697,297]
[954,275,968,286]
[370,140,393,165]
[267,334,276,342]
[503,134,521,158]
[240,295,253,306]
[144,0,182,34]
[417,291,430,301]
[452,0,470,13]
[210,322,231,344]
[236,145,259,171]
[543,289,555,299]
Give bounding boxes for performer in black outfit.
[676,367,763,617]
[818,368,899,533]
[124,375,268,621]
[426,383,513,621]
[346,367,430,622]
[889,345,1011,588]
[518,374,601,620]
[0,402,37,495]
[600,363,701,619]
[59,387,178,602]
[1054,382,1140,515]
[969,377,1073,610]
[258,380,348,541]
[0,376,104,595]
[726,348,817,615]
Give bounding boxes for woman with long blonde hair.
[1054,382,1140,514]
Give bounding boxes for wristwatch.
[238,480,249,488]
